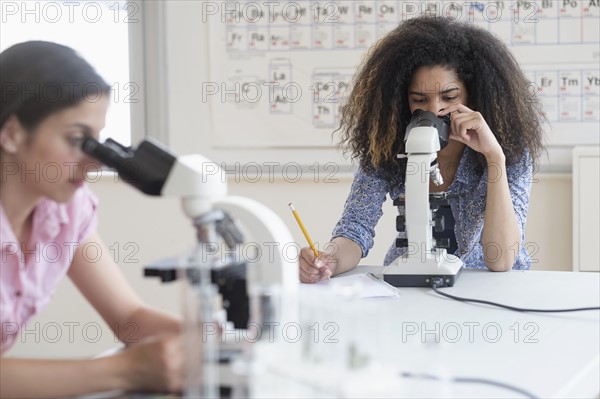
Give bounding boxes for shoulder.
[72,183,99,210]
[58,184,99,222]
[356,163,385,178]
[36,184,99,243]
[356,162,404,186]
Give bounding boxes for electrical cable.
[430,278,600,313]
[400,371,539,399]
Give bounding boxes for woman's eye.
[444,96,458,102]
[66,137,85,147]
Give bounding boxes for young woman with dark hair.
[299,16,545,283]
[1,41,183,397]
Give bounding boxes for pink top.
[1,185,98,354]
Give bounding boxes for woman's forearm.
[0,356,127,399]
[481,153,521,271]
[327,236,363,276]
[116,306,182,344]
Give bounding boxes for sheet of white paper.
[302,273,400,299]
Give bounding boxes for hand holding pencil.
[289,203,334,283]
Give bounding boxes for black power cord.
[400,371,539,399]
[430,278,600,313]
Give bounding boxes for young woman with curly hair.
[299,16,545,283]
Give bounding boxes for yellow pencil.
[289,203,319,258]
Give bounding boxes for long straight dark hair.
[0,41,111,131]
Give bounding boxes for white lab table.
[298,267,600,398]
[88,268,600,399]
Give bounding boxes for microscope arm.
[383,113,463,287]
[215,196,298,324]
[404,126,440,256]
[82,136,298,324]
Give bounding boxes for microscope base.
[383,254,463,287]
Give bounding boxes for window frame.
[129,0,169,147]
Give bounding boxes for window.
[0,0,136,146]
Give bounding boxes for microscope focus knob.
[434,214,445,232]
[396,215,406,232]
[396,238,409,248]
[393,196,405,207]
[435,238,451,249]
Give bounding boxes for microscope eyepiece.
[405,109,451,150]
[81,136,132,170]
[80,136,176,196]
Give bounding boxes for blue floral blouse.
[332,147,534,269]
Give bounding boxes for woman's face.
[4,95,108,203]
[408,66,467,115]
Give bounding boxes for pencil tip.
[288,203,295,211]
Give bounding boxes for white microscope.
[383,109,463,287]
[81,137,299,397]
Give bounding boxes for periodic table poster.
[205,0,600,148]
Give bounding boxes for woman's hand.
[299,247,337,283]
[119,334,184,393]
[299,238,362,283]
[439,104,504,160]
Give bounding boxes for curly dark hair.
[338,16,545,180]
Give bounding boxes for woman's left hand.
[438,104,504,160]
